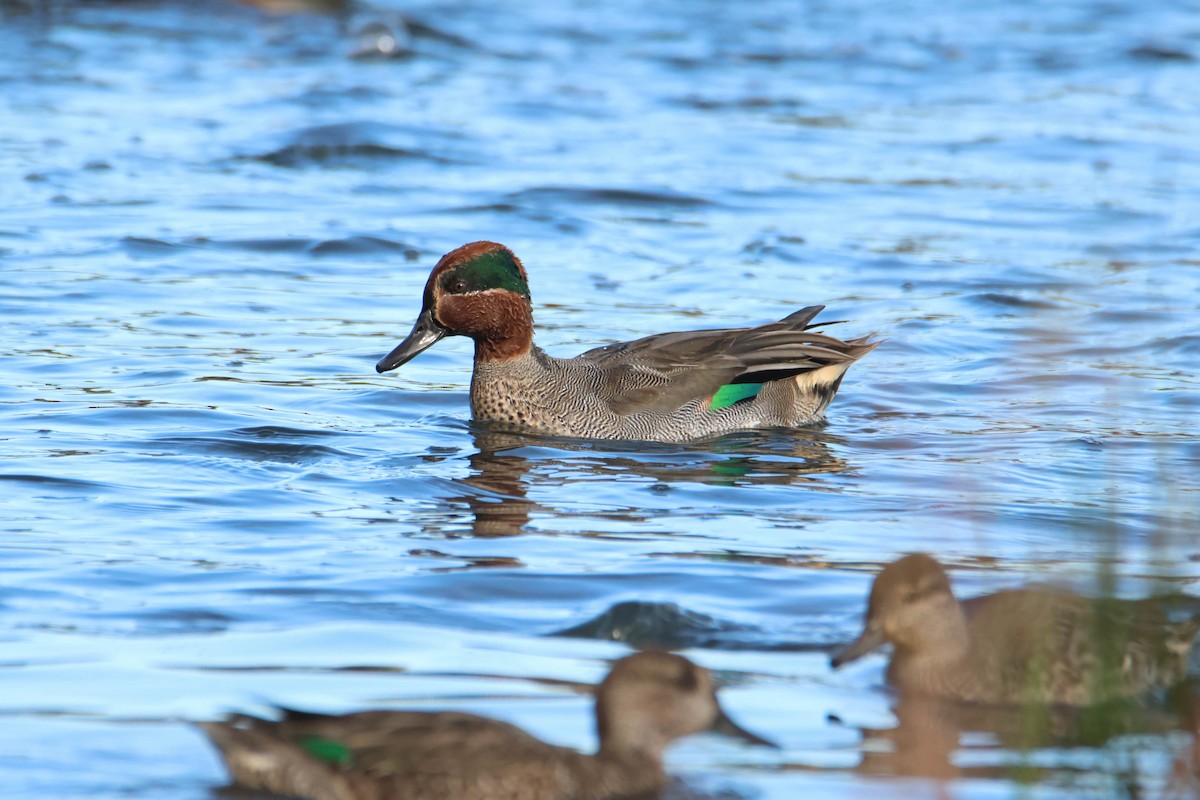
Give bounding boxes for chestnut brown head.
[376,241,533,372]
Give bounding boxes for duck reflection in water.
[412,426,852,540]
[843,690,1200,786]
[831,553,1200,783]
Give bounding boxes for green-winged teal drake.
[200,651,772,800]
[831,554,1200,706]
[375,241,878,442]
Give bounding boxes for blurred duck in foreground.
[201,651,773,800]
[832,553,1200,706]
[375,241,877,442]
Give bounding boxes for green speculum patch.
[298,735,353,767]
[459,250,530,298]
[710,382,763,410]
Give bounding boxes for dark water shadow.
[228,121,473,169]
[154,425,355,465]
[549,599,829,653]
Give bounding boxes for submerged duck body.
[201,651,771,800]
[375,241,878,442]
[832,554,1200,706]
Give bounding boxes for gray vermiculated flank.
[470,308,878,442]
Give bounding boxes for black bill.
[376,308,447,373]
[829,624,886,669]
[710,704,778,749]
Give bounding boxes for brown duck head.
[595,651,775,760]
[376,241,534,372]
[831,553,963,668]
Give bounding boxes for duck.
[200,650,773,800]
[831,553,1200,706]
[374,241,878,442]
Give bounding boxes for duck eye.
[448,277,469,294]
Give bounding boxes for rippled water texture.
[2,0,1199,797]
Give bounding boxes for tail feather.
[784,338,880,417]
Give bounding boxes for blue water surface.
[2,0,1199,797]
